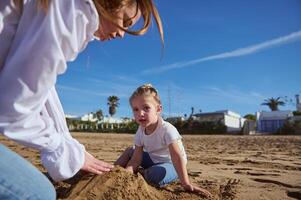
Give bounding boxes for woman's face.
[95,3,141,41]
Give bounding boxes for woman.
[0,0,163,199]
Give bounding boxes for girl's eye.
[144,106,150,111]
[133,108,138,112]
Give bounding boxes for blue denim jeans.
[0,144,56,200]
[130,147,178,187]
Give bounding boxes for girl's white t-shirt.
[135,117,187,164]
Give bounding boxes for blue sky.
[57,0,301,118]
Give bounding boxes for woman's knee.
[36,175,56,200]
[0,169,56,200]
[0,144,56,200]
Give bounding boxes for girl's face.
[95,3,141,41]
[131,95,162,131]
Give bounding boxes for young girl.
[115,84,212,197]
[0,0,163,199]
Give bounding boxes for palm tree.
[107,95,120,117]
[261,97,285,111]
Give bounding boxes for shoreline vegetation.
[1,133,301,199]
[67,95,301,135]
[66,117,301,135]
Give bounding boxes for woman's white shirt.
[0,0,99,181]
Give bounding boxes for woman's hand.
[182,183,213,198]
[81,151,114,175]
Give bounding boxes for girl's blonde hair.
[22,0,164,46]
[129,83,161,105]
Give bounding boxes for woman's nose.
[110,32,117,39]
[110,30,124,39]
[116,30,125,38]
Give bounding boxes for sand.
[1,133,301,200]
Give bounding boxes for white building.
[80,112,98,122]
[66,112,130,124]
[256,110,293,133]
[65,112,133,131]
[65,114,80,120]
[193,110,246,132]
[99,116,124,124]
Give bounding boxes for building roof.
[257,110,293,120]
[193,110,242,118]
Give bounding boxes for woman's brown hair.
[92,0,164,47]
[14,0,48,11]
[20,0,164,47]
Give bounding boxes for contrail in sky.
[142,30,301,74]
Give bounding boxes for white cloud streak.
[202,86,265,104]
[142,30,301,74]
[56,85,114,97]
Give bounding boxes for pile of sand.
[56,167,218,200]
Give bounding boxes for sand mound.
[56,167,212,200]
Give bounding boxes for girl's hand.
[182,183,213,198]
[81,151,114,175]
[125,166,134,173]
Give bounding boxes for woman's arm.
[0,0,102,181]
[169,142,212,198]
[125,145,143,173]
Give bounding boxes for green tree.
[244,114,256,121]
[107,95,120,117]
[261,97,285,111]
[95,109,103,121]
[293,111,301,116]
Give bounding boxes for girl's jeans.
[0,144,56,200]
[129,147,178,187]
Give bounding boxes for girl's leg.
[114,146,134,167]
[0,144,56,200]
[143,162,178,187]
[115,147,154,169]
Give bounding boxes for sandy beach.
[1,133,301,200]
